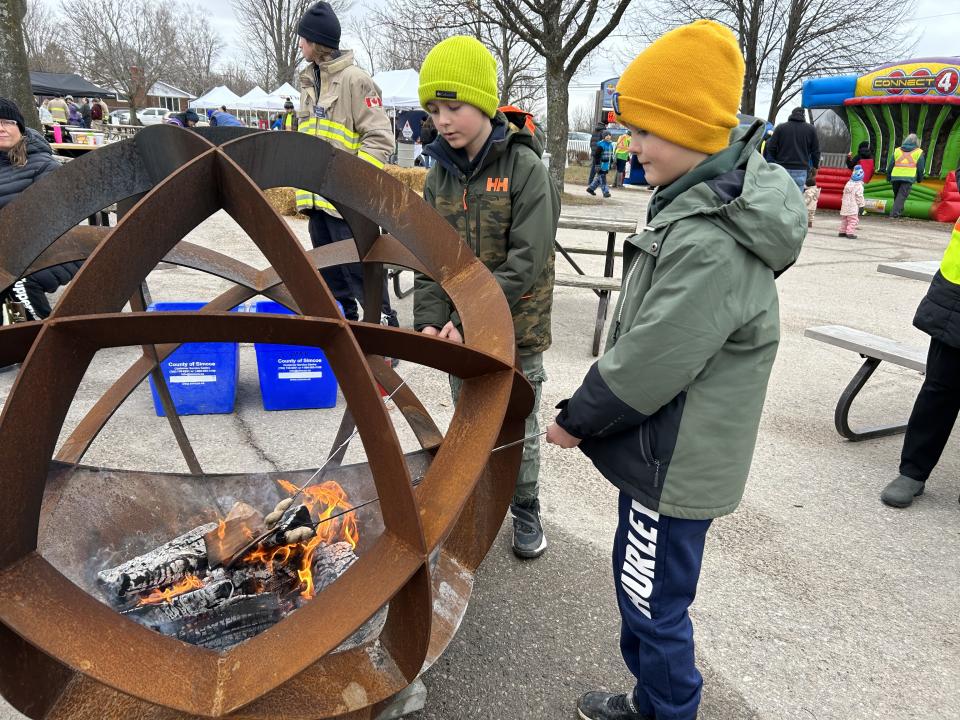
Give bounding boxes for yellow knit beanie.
[419,36,499,118]
[615,20,744,155]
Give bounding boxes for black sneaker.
[577,691,652,720]
[510,500,547,559]
[586,186,597,196]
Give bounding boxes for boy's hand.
[546,422,581,449]
[438,321,463,344]
[420,326,440,336]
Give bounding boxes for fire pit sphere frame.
[0,126,532,719]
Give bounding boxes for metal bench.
[804,325,927,441]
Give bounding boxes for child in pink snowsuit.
[840,165,866,238]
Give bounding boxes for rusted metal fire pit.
[0,126,533,718]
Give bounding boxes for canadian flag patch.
[365,96,382,108]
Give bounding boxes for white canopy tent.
[271,82,301,103]
[189,86,242,111]
[372,69,420,110]
[235,86,271,111]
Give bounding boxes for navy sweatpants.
[613,493,711,720]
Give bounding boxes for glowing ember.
[137,575,205,606]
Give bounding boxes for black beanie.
[184,109,200,124]
[298,1,341,49]
[0,98,25,134]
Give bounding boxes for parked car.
[568,131,591,142]
[138,107,170,125]
[108,109,134,125]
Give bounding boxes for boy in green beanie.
[413,35,560,559]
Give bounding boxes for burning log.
[127,589,286,651]
[97,489,362,651]
[97,522,217,599]
[307,542,358,598]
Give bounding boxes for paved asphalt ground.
[0,181,957,719]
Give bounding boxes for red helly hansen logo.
[486,177,509,192]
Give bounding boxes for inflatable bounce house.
[802,58,960,222]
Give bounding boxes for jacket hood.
[901,139,919,152]
[789,107,807,122]
[424,110,543,178]
[648,120,806,273]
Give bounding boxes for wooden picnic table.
[876,260,938,282]
[555,215,637,356]
[389,213,638,357]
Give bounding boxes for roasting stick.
[289,430,549,536]
[216,381,410,568]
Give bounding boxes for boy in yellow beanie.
[545,20,806,720]
[413,36,560,559]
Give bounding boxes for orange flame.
[137,575,205,606]
[274,479,359,600]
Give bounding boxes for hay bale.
[265,187,305,219]
[264,167,428,219]
[383,165,428,195]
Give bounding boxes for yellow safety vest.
[891,147,923,180]
[283,112,295,130]
[938,217,960,285]
[294,51,392,215]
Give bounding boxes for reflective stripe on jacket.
[295,50,393,215]
[891,147,923,180]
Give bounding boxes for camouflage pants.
[449,352,545,507]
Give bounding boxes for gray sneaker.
[511,500,547,559]
[577,691,652,720]
[881,475,925,508]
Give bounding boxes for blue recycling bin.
[251,301,339,410]
[147,302,240,416]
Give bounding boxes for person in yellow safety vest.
[612,131,631,187]
[47,96,68,125]
[282,98,298,131]
[885,133,925,219]
[295,1,398,332]
[880,214,960,508]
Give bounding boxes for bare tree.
[212,61,258,96]
[22,0,69,72]
[569,103,595,133]
[0,0,39,129]
[61,0,184,124]
[643,0,917,121]
[449,0,636,187]
[353,1,544,110]
[166,9,225,97]
[231,0,353,89]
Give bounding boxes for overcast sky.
[202,1,959,121]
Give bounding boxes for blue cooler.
[147,302,240,416]
[252,301,339,410]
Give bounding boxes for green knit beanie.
[419,36,499,118]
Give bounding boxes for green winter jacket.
[556,121,807,520]
[413,112,560,355]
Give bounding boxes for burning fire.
[137,575,205,606]
[135,480,359,607]
[275,479,358,600]
[241,479,360,601]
